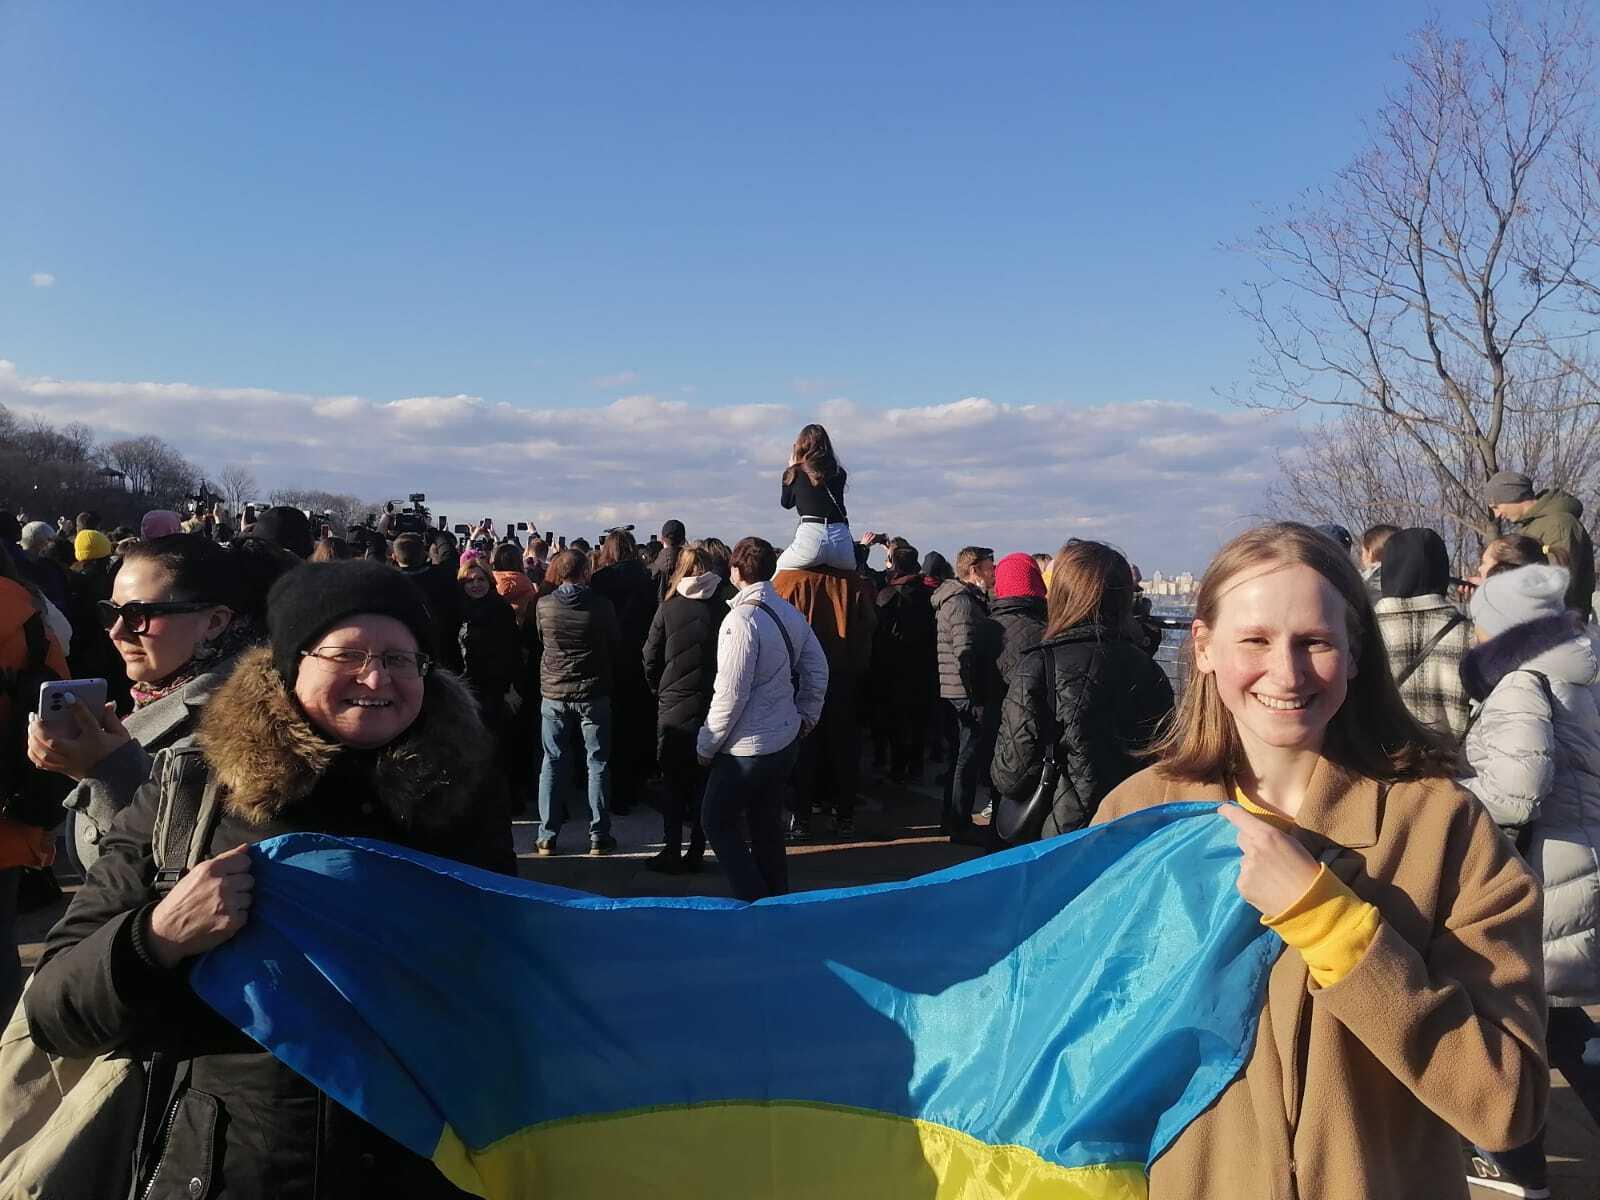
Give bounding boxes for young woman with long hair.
[990,540,1174,840]
[776,423,856,572]
[1092,522,1546,1199]
[641,542,726,873]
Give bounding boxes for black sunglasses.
[96,599,215,634]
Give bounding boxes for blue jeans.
[701,740,800,901]
[537,698,612,843]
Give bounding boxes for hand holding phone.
[29,679,126,782]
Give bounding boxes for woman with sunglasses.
[28,534,256,873]
[26,560,514,1200]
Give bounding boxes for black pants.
[657,725,707,859]
[942,699,996,829]
[609,670,655,812]
[795,686,860,819]
[887,694,930,779]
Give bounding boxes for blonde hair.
[666,542,719,595]
[1155,522,1457,783]
[456,559,494,587]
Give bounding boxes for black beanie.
[1379,527,1451,599]
[268,561,438,685]
[254,506,315,560]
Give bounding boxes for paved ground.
[18,768,1598,1197]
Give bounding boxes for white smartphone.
[35,678,109,737]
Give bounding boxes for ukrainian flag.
[190,802,1277,1199]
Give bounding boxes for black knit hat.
[254,506,315,560]
[268,561,437,685]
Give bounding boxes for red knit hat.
[994,552,1046,599]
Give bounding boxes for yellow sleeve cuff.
[1263,865,1381,988]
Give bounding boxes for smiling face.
[292,614,425,748]
[461,568,492,600]
[108,559,232,683]
[1193,563,1356,761]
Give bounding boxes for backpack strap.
[748,600,801,700]
[150,750,224,895]
[1394,611,1466,688]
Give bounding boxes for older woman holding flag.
[1095,523,1547,1200]
[24,560,513,1200]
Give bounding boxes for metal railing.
[1149,616,1193,699]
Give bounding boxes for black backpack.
[1,611,70,830]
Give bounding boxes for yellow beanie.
[74,529,113,562]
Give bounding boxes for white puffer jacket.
[1460,612,1600,1006]
[696,581,828,759]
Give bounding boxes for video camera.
[389,492,432,536]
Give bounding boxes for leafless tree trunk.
[1235,2,1600,547]
[218,464,260,520]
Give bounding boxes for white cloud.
[589,370,639,390]
[29,273,56,289]
[0,358,1294,570]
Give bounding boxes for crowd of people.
[0,435,1597,1198]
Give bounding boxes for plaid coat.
[1374,593,1474,740]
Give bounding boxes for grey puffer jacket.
[932,579,998,704]
[60,657,242,873]
[1460,612,1600,1006]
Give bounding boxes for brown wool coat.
[1094,760,1548,1200]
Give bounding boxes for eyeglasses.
[299,647,432,679]
[96,599,216,635]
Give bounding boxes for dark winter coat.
[64,558,126,706]
[932,579,998,704]
[1516,490,1596,616]
[459,590,521,707]
[991,595,1046,699]
[533,584,621,701]
[990,623,1175,836]
[25,646,515,1200]
[871,575,937,707]
[649,543,682,602]
[400,562,465,673]
[642,574,726,734]
[591,558,658,655]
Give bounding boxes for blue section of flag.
[190,802,1278,1172]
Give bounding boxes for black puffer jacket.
[642,574,726,732]
[25,647,514,1200]
[533,584,621,701]
[932,579,998,704]
[992,595,1046,698]
[990,623,1175,837]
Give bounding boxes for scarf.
[130,618,260,709]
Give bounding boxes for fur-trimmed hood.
[1461,611,1598,702]
[198,644,494,829]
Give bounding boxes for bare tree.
[217,464,260,520]
[102,435,199,508]
[268,488,376,535]
[1236,3,1600,544]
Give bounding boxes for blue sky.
[2,1,1436,566]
